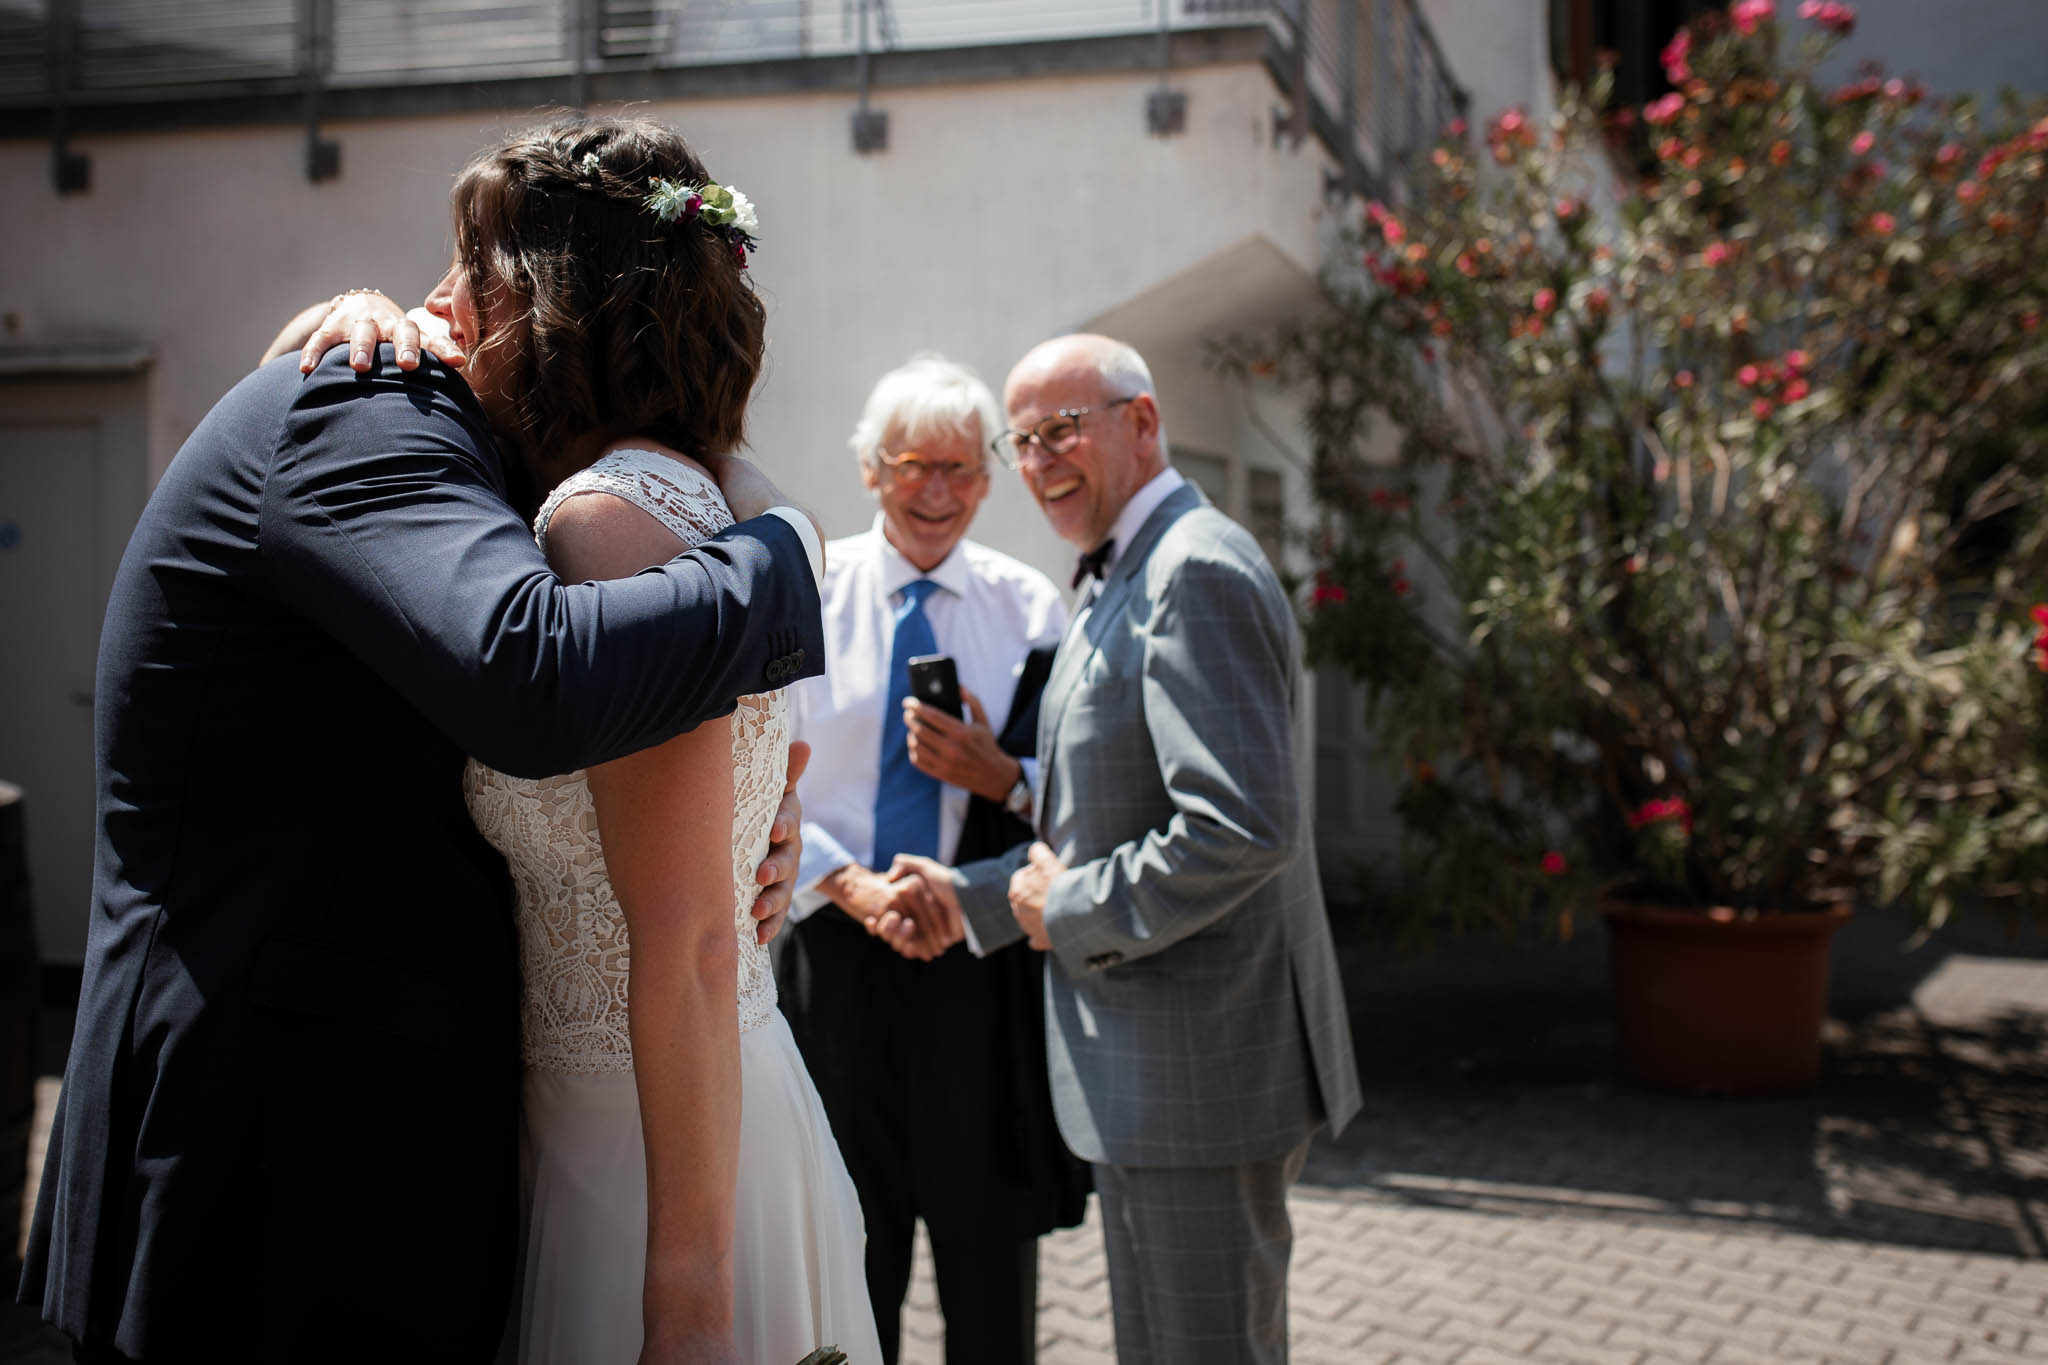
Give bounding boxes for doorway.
[0,371,149,965]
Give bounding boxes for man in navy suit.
[18,299,824,1362]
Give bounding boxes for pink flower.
[1661,29,1692,83]
[1752,397,1775,419]
[1785,348,1810,371]
[1587,287,1612,317]
[1737,363,1760,386]
[1850,130,1876,156]
[1935,142,1963,167]
[1447,117,1468,138]
[1674,369,1695,389]
[1703,241,1733,267]
[1541,851,1569,876]
[1867,210,1896,235]
[1645,93,1686,126]
[1533,287,1558,315]
[1364,201,1406,245]
[1958,179,1985,205]
[1798,0,1855,33]
[1498,109,1526,135]
[1731,0,1774,36]
[1555,196,1581,220]
[1784,377,1811,402]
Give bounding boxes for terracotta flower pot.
[1599,899,1852,1097]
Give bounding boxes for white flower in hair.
[580,152,601,177]
[727,187,759,234]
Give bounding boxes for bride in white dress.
[422,114,880,1365]
[466,449,880,1364]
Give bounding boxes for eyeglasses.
[990,396,1138,469]
[873,447,989,490]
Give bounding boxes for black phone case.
[907,653,963,718]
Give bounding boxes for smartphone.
[906,653,962,719]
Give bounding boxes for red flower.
[1867,211,1896,235]
[1627,797,1694,834]
[1661,30,1692,83]
[1731,0,1774,36]
[1784,377,1811,402]
[1541,851,1569,876]
[1703,241,1733,267]
[1533,287,1558,315]
[1645,94,1686,126]
[1850,130,1876,156]
[1785,348,1810,371]
[1752,397,1775,419]
[1935,142,1963,167]
[1498,109,1526,134]
[1737,363,1760,387]
[1958,179,1985,205]
[1311,572,1347,607]
[1447,117,1467,138]
[2033,604,2048,670]
[1674,369,1695,389]
[1586,288,1612,317]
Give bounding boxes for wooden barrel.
[0,781,41,1268]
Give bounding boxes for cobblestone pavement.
[12,925,2045,1364]
[896,945,2048,1364]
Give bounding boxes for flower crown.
[640,168,760,267]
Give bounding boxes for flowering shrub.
[1220,1,2048,935]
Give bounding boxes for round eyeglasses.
[990,396,1137,469]
[873,447,989,490]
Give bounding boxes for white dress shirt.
[1091,465,1186,586]
[790,518,1068,919]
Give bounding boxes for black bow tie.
[1072,538,1115,589]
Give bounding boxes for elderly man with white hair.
[776,353,1088,1365]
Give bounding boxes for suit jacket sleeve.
[1042,548,1300,973]
[259,352,823,778]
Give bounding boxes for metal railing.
[4,0,1461,197]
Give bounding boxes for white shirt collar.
[869,513,974,600]
[1096,466,1186,576]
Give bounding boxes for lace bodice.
[463,449,786,1074]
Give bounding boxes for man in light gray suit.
[894,333,1362,1363]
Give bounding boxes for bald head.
[1002,333,1167,551]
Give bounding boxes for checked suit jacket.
[956,480,1362,1169]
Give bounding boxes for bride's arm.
[552,489,743,1365]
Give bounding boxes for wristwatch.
[1003,771,1035,819]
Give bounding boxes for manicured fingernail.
[352,348,368,367]
[398,348,418,364]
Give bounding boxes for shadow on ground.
[1309,902,2048,1261]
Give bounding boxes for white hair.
[1082,336,1170,461]
[849,353,1004,470]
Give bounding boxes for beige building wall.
[0,58,1345,959]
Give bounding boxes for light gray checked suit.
[956,480,1361,1362]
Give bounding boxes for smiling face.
[1002,337,1163,552]
[863,423,990,572]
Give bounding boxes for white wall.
[0,61,1335,581]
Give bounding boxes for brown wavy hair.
[452,113,766,495]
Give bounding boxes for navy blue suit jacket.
[19,347,823,1361]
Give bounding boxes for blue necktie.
[872,578,941,869]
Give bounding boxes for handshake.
[822,843,1068,959]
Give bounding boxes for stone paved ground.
[895,923,2048,1364]
[10,914,2045,1364]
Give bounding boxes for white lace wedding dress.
[464,450,881,1365]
